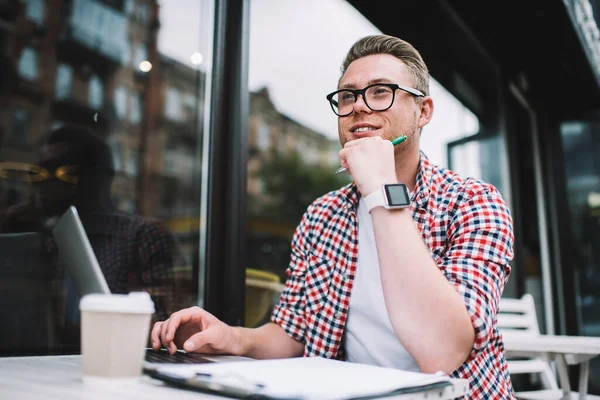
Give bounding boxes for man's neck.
[394,147,421,193]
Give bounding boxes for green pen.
[335,135,407,174]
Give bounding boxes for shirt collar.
[342,151,432,210]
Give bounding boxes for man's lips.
[349,124,381,138]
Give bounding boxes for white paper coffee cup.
[79,292,154,382]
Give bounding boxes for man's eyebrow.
[339,78,393,89]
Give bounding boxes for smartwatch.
[363,183,410,212]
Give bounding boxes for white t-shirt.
[343,197,420,371]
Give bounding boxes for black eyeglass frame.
[326,83,425,117]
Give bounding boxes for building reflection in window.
[88,75,104,109]
[55,64,73,100]
[17,48,38,81]
[0,0,213,355]
[26,0,45,25]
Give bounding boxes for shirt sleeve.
[271,207,313,343]
[440,189,514,360]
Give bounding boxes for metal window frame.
[200,0,250,325]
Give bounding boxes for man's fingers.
[165,307,205,341]
[183,330,215,353]
[160,318,171,347]
[169,341,178,355]
[150,321,163,350]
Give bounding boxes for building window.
[114,85,128,119]
[163,150,179,176]
[55,63,73,100]
[125,148,138,176]
[70,0,127,62]
[26,0,44,25]
[11,108,30,146]
[88,75,104,109]
[122,40,131,66]
[108,141,123,172]
[17,47,38,81]
[130,93,141,124]
[257,121,270,151]
[137,4,148,23]
[165,87,182,120]
[125,0,135,15]
[134,43,147,68]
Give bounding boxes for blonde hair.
[341,35,429,96]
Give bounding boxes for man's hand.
[151,306,240,355]
[338,136,397,196]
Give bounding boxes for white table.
[0,355,469,399]
[503,333,600,399]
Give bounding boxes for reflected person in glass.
[0,125,186,340]
[151,35,515,400]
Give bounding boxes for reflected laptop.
[52,206,249,366]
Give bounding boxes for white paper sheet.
[154,357,451,399]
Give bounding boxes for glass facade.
[560,116,600,389]
[243,0,507,328]
[0,0,213,355]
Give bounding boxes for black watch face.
[384,184,410,207]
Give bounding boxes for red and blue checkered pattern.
[272,152,515,399]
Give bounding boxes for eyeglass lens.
[332,85,394,115]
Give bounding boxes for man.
[0,125,187,325]
[151,35,515,399]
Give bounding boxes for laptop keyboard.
[145,349,214,364]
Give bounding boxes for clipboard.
[144,357,455,400]
[146,368,452,399]
[145,368,274,399]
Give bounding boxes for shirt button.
[335,311,343,319]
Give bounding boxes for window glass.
[55,64,73,100]
[26,0,44,24]
[245,0,496,328]
[88,75,104,109]
[0,0,214,356]
[17,47,38,81]
[134,43,148,69]
[129,92,141,124]
[114,85,128,119]
[108,140,123,172]
[560,117,600,386]
[11,108,30,146]
[165,87,182,121]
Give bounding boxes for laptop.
[52,206,249,366]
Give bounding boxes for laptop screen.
[52,205,111,297]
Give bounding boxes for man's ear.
[417,96,434,129]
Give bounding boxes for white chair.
[498,294,600,400]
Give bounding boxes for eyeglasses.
[0,162,80,184]
[326,83,425,117]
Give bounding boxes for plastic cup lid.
[79,292,155,314]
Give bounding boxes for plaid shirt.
[272,152,515,399]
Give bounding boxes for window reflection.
[0,0,212,356]
[245,0,495,328]
[55,64,73,100]
[88,75,104,109]
[11,109,30,147]
[114,85,128,119]
[17,48,38,81]
[25,0,45,25]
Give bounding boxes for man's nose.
[352,94,372,114]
